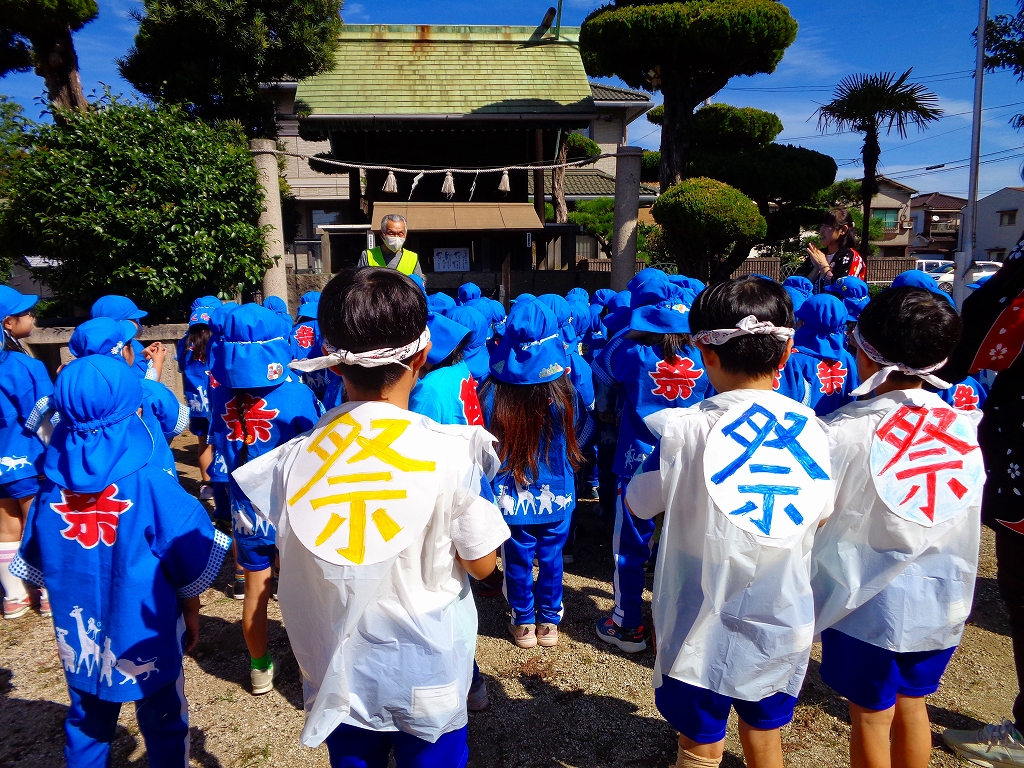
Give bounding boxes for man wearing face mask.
[358,213,423,277]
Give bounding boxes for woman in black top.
[798,207,866,291]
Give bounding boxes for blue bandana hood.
[591,288,616,307]
[566,287,589,304]
[826,276,870,320]
[45,356,154,493]
[568,299,591,344]
[794,294,849,359]
[427,292,456,313]
[262,296,291,321]
[213,304,293,390]
[445,305,490,380]
[457,283,482,304]
[489,300,568,385]
[297,291,320,320]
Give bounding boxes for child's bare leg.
[850,701,896,768]
[738,720,784,768]
[0,496,27,542]
[242,567,273,659]
[197,437,212,483]
[675,734,724,767]
[891,694,931,768]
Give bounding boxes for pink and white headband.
[289,328,431,373]
[850,326,950,396]
[692,315,794,346]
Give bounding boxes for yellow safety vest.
[367,246,419,275]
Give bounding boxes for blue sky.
[3,0,1023,198]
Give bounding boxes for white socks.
[675,745,723,768]
[0,541,28,602]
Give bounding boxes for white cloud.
[345,3,370,22]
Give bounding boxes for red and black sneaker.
[595,617,648,653]
[474,566,504,598]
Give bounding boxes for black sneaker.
[595,617,648,653]
[233,578,246,600]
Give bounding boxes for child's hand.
[182,596,201,653]
[143,342,166,365]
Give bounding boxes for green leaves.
[654,177,766,246]
[0,101,269,319]
[815,69,943,139]
[568,198,616,257]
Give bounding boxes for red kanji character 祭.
[52,485,133,549]
[460,377,484,426]
[952,383,980,411]
[222,396,280,444]
[295,324,316,350]
[772,368,782,391]
[816,360,847,396]
[649,357,705,401]
[874,404,980,522]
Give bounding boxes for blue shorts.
[189,417,209,438]
[819,628,956,711]
[655,676,797,744]
[324,723,468,768]
[234,534,275,572]
[0,475,40,501]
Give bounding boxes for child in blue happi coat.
[0,286,56,619]
[69,318,187,481]
[262,295,291,322]
[13,355,230,768]
[596,282,713,653]
[457,282,482,305]
[427,291,456,314]
[90,295,165,382]
[409,312,483,427]
[538,294,596,411]
[291,291,327,400]
[445,305,490,385]
[178,297,220,499]
[783,275,814,314]
[209,303,322,695]
[778,294,859,417]
[481,300,592,649]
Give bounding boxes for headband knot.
[289,328,431,373]
[692,315,795,346]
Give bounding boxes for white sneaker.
[943,720,1024,767]
[250,659,279,695]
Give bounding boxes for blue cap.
[212,304,293,389]
[568,299,591,344]
[46,356,153,493]
[627,267,667,294]
[591,288,616,307]
[630,299,692,334]
[968,274,992,290]
[890,269,955,306]
[603,290,633,336]
[784,286,808,313]
[750,273,775,282]
[489,300,568,385]
[426,312,471,366]
[457,282,482,304]
[631,277,678,310]
[408,274,427,297]
[794,294,849,359]
[669,275,706,293]
[191,295,220,311]
[465,297,500,340]
[0,286,38,318]
[445,305,490,380]
[783,275,814,297]
[69,318,137,360]
[825,276,870,321]
[512,292,536,305]
[566,287,589,304]
[427,292,456,313]
[538,294,576,347]
[90,295,147,322]
[297,291,320,320]
[262,296,291,321]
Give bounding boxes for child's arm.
[181,596,201,653]
[457,550,497,580]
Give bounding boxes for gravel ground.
[0,433,1013,767]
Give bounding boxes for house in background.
[976,187,1024,261]
[585,83,653,176]
[868,176,917,258]
[908,192,965,261]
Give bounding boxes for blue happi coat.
[177,336,211,420]
[935,376,988,412]
[0,350,55,483]
[409,360,484,427]
[777,348,859,417]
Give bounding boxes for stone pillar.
[250,139,289,311]
[611,146,642,292]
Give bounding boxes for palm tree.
[816,69,942,253]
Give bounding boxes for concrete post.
[611,146,642,291]
[250,139,289,311]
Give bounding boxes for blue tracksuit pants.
[325,723,469,768]
[612,476,655,629]
[64,671,189,768]
[502,514,572,625]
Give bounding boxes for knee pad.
[675,745,723,768]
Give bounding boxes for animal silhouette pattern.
[0,456,30,472]
[57,606,158,686]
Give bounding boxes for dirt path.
[0,434,1009,767]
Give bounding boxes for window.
[1000,210,1018,227]
[312,209,343,228]
[872,209,899,230]
[988,249,1007,261]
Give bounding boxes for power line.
[722,68,1006,94]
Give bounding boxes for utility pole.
[955,0,988,308]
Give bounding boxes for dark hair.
[823,207,858,251]
[857,287,961,385]
[480,375,585,487]
[432,337,466,371]
[690,276,794,377]
[626,331,693,362]
[318,268,428,392]
[2,331,24,353]
[188,326,211,363]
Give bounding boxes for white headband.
[289,328,430,373]
[692,315,795,346]
[850,326,950,396]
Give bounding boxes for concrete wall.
[977,188,1024,260]
[24,324,189,404]
[587,116,626,176]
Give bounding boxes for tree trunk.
[32,26,88,125]
[658,75,696,194]
[552,140,569,224]
[711,239,756,283]
[859,125,881,256]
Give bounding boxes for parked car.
[931,261,1002,293]
[917,258,953,273]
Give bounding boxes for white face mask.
[383,235,405,252]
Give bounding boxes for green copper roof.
[296,25,595,119]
